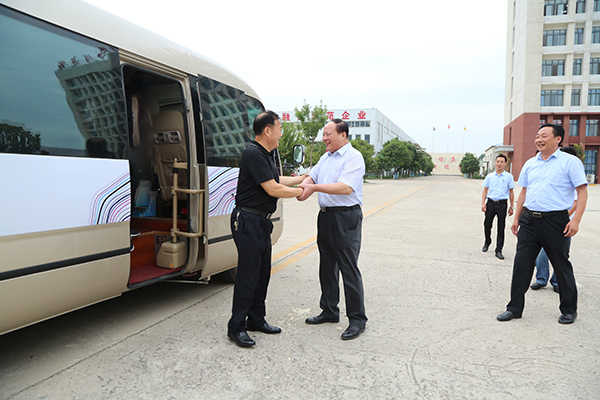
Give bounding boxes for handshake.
[296,182,316,202]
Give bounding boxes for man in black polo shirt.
[227,111,305,348]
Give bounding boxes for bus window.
[0,5,126,158]
[198,77,254,167]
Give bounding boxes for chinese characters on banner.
[431,153,465,175]
[280,110,370,122]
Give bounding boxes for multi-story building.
[504,0,600,183]
[279,108,416,153]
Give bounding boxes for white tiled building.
[279,108,416,153]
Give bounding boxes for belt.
[319,205,361,212]
[487,199,507,203]
[239,206,273,219]
[524,208,567,218]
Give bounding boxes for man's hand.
[508,207,514,217]
[297,184,315,201]
[481,204,487,212]
[564,219,580,237]
[511,220,519,237]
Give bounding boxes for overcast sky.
[85,0,508,155]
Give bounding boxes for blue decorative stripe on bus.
[88,172,131,225]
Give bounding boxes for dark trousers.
[228,209,273,333]
[507,210,577,315]
[484,199,508,252]
[316,208,367,327]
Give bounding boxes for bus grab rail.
[171,159,206,241]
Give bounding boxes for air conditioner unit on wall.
[587,174,596,184]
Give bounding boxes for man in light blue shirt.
[481,154,515,259]
[298,119,367,340]
[497,124,588,325]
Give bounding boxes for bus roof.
[2,0,260,99]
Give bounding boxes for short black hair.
[330,118,349,138]
[496,154,507,162]
[253,111,279,136]
[539,123,564,145]
[559,145,578,157]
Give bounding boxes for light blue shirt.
[518,149,587,212]
[308,142,365,207]
[482,170,515,200]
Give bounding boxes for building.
[504,0,600,183]
[279,108,416,153]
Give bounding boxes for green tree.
[377,138,413,176]
[459,152,480,177]
[573,143,586,162]
[294,101,329,168]
[279,120,302,174]
[0,123,42,154]
[419,153,435,174]
[350,138,375,173]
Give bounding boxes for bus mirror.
[293,145,305,164]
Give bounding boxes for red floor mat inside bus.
[129,264,183,285]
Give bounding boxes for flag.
[464,127,467,132]
[433,127,436,131]
[448,124,450,129]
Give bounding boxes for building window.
[575,28,585,44]
[584,149,598,175]
[570,118,580,136]
[544,0,569,15]
[543,29,567,46]
[572,89,582,106]
[593,27,600,43]
[592,58,600,74]
[573,58,583,75]
[355,134,361,141]
[576,0,586,13]
[365,134,370,144]
[589,89,600,105]
[595,0,600,11]
[542,59,565,76]
[541,90,564,106]
[586,118,600,135]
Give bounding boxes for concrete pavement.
[1,175,599,399]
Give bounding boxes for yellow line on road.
[271,183,429,274]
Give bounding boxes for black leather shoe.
[482,244,489,252]
[495,251,505,260]
[497,310,522,321]
[530,282,545,290]
[558,313,577,324]
[553,286,560,293]
[305,314,339,324]
[246,322,282,334]
[227,331,255,347]
[341,325,365,340]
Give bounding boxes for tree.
[0,123,42,154]
[459,152,480,177]
[279,120,302,174]
[376,138,413,176]
[294,101,329,168]
[350,138,375,173]
[419,153,435,174]
[573,143,586,162]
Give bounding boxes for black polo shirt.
[235,141,279,213]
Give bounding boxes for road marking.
[271,183,430,273]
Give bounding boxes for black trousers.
[507,210,577,315]
[316,208,367,327]
[484,199,508,252]
[228,209,273,333]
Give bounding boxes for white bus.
[0,0,285,335]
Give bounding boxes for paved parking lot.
[1,176,599,399]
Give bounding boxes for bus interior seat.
[150,110,188,203]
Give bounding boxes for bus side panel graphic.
[207,166,238,217]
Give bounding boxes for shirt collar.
[327,142,351,157]
[536,148,561,161]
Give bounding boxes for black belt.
[319,205,361,212]
[487,199,507,204]
[524,208,567,218]
[239,206,273,219]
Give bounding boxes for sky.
[85,0,509,155]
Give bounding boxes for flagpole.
[447,125,450,153]
[462,127,465,153]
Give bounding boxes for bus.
[0,0,286,335]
